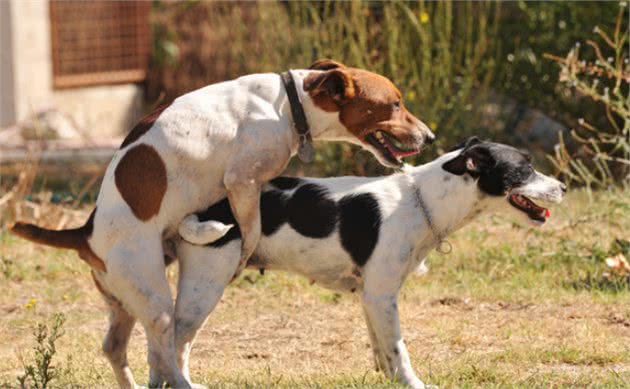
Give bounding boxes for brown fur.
[10,209,106,272]
[120,103,171,149]
[114,144,168,221]
[308,58,346,71]
[303,69,356,112]
[304,65,421,146]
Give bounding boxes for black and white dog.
[172,137,565,388]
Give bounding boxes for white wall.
[7,0,53,123]
[0,0,143,137]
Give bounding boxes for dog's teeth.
[376,131,384,141]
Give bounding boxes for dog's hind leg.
[224,179,262,279]
[223,149,290,279]
[174,240,241,383]
[105,232,191,389]
[92,272,136,389]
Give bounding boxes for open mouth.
[365,130,420,166]
[508,194,550,223]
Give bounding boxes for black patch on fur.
[260,190,289,236]
[195,190,290,247]
[442,140,537,196]
[477,143,535,195]
[287,183,338,238]
[448,136,481,152]
[196,199,241,247]
[270,176,302,190]
[338,193,381,266]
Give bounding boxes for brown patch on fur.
[91,271,123,305]
[92,270,109,297]
[309,58,346,71]
[305,67,424,146]
[303,69,356,112]
[10,209,107,272]
[115,144,167,221]
[78,209,107,272]
[119,103,171,149]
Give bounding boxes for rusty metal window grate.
[49,1,151,89]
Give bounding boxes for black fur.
[270,176,302,190]
[196,198,241,248]
[194,181,383,265]
[195,182,339,247]
[338,193,381,266]
[477,143,535,195]
[260,190,289,236]
[287,183,338,238]
[448,136,481,152]
[196,190,290,247]
[442,141,536,196]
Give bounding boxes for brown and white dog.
[11,60,434,388]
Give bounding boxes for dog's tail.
[10,210,107,272]
[11,222,86,250]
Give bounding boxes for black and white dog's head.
[442,137,566,225]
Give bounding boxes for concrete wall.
[1,0,17,127]
[0,0,143,137]
[53,85,144,138]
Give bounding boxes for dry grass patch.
[0,190,629,388]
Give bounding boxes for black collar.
[280,71,313,163]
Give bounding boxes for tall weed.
[149,1,501,174]
[547,3,629,190]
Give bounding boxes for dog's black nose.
[425,132,436,145]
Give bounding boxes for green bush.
[17,313,66,389]
[148,1,623,177]
[547,3,629,190]
[149,0,500,175]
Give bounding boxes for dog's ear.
[309,59,346,71]
[448,136,481,152]
[304,68,356,104]
[442,144,494,176]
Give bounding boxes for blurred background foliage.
[148,0,628,182]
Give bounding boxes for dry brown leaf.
[605,253,630,274]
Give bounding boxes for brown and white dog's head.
[304,59,435,167]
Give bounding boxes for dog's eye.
[393,101,401,109]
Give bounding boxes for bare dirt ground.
[1,190,629,388]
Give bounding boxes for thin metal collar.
[280,71,314,163]
[410,181,452,255]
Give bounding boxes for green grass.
[1,189,629,388]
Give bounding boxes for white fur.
[172,151,565,388]
[178,215,233,245]
[86,69,432,388]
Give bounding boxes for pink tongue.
[396,149,420,158]
[384,141,418,158]
[545,209,550,218]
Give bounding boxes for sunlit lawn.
[0,190,629,388]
